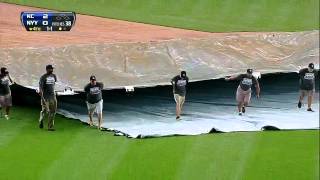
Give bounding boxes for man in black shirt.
[298,63,317,112]
[84,75,104,130]
[171,71,189,120]
[0,67,14,120]
[39,65,57,131]
[226,69,260,115]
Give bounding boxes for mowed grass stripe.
[0,107,319,180]
[2,0,318,32]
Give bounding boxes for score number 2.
[43,14,48,25]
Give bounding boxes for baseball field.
[0,0,319,180]
[2,0,319,32]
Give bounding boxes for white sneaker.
[238,112,242,116]
[4,115,9,120]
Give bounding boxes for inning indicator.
[21,11,76,31]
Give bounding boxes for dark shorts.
[0,94,12,107]
[300,89,314,97]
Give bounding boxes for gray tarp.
[58,75,319,138]
[0,30,318,91]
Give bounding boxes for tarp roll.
[0,30,318,91]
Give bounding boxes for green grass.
[1,0,319,32]
[0,106,319,180]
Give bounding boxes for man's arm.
[84,84,89,93]
[39,76,44,96]
[171,76,177,85]
[225,74,241,81]
[254,78,260,98]
[298,68,306,78]
[7,73,14,84]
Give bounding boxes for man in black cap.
[225,69,260,115]
[298,63,318,112]
[0,67,14,120]
[84,75,104,130]
[39,65,57,131]
[171,71,189,120]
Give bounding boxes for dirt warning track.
[0,2,215,48]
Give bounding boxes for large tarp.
[0,30,318,91]
[58,74,319,138]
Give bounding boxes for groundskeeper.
[298,63,318,112]
[39,65,57,131]
[225,69,260,115]
[171,71,189,120]
[84,75,104,130]
[0,67,14,120]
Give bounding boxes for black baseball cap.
[308,63,314,69]
[46,64,54,70]
[181,71,186,76]
[90,75,96,81]
[247,68,253,74]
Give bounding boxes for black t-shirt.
[171,75,189,96]
[299,68,317,90]
[236,74,258,91]
[84,82,104,104]
[39,73,57,99]
[0,75,11,96]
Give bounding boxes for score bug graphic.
[21,11,76,31]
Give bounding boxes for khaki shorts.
[86,100,103,114]
[174,94,185,105]
[236,86,251,103]
[0,94,12,107]
[300,89,314,97]
[41,97,57,113]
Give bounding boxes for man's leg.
[97,100,103,130]
[48,98,57,130]
[0,96,5,118]
[307,95,313,108]
[98,113,103,130]
[39,99,48,128]
[307,90,314,111]
[86,102,94,126]
[174,94,181,119]
[88,112,93,126]
[5,106,10,116]
[236,87,244,115]
[237,102,243,115]
[298,90,305,108]
[180,96,185,114]
[242,91,251,113]
[4,95,12,119]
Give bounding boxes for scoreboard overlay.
[21,11,76,31]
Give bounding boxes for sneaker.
[238,112,242,116]
[307,108,314,112]
[39,120,44,129]
[48,128,55,131]
[242,106,246,113]
[298,101,302,108]
[176,116,180,120]
[4,115,9,120]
